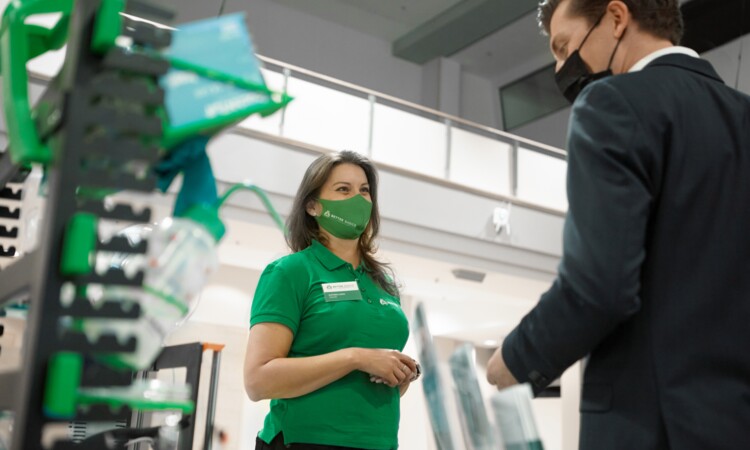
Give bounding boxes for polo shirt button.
[367,299,372,304]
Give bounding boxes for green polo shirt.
[250,240,409,449]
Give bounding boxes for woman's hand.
[369,359,420,386]
[354,349,418,387]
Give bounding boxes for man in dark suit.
[486,1,750,449]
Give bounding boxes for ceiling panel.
[340,0,463,27]
[452,11,551,83]
[393,0,539,64]
[271,0,462,41]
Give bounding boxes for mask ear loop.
[607,27,625,70]
[578,10,607,50]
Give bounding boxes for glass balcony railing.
[22,45,568,214]
[244,55,569,214]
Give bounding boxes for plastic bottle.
[84,213,220,370]
[81,182,284,370]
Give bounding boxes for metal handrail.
[257,54,568,161]
[255,53,569,214]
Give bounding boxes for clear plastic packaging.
[78,379,192,410]
[83,217,218,369]
[77,182,282,371]
[0,165,44,273]
[0,412,13,450]
[18,165,45,255]
[448,344,499,450]
[412,303,461,450]
[67,420,127,443]
[491,384,544,450]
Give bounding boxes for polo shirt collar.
[310,239,366,273]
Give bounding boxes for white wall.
[420,59,441,111]
[419,58,499,128]
[511,107,571,151]
[702,34,750,95]
[461,71,499,129]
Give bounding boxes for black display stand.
[132,342,224,450]
[0,0,181,448]
[52,342,224,450]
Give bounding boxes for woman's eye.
[360,187,370,194]
[337,187,349,192]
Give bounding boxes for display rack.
[54,342,224,450]
[132,342,224,450]
[0,0,180,448]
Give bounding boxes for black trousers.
[255,432,372,450]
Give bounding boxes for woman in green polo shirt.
[245,150,418,450]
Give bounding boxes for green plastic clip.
[43,352,83,419]
[0,0,73,164]
[60,213,98,276]
[77,388,195,414]
[91,0,124,54]
[180,181,288,244]
[44,352,195,418]
[216,181,287,235]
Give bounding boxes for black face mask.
[554,14,624,103]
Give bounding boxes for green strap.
[143,284,190,316]
[218,182,287,235]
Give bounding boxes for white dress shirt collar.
[628,46,700,73]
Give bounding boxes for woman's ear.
[306,199,320,217]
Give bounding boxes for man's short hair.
[538,0,684,45]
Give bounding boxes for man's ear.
[608,1,631,39]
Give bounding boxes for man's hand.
[486,346,518,389]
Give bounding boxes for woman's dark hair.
[538,0,684,45]
[286,150,398,296]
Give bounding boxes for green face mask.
[315,195,373,240]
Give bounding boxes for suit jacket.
[502,54,750,450]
